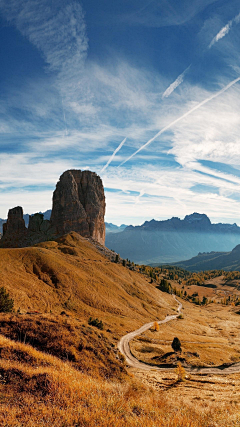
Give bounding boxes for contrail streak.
[162,65,191,98]
[101,138,127,172]
[119,76,240,166]
[209,12,240,48]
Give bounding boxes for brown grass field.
[0,232,240,426]
[130,301,240,367]
[171,274,240,303]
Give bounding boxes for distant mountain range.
[105,213,240,265]
[105,223,127,234]
[172,244,240,272]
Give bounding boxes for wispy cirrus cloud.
[119,76,240,166]
[122,0,218,27]
[0,0,89,126]
[0,0,88,72]
[103,160,240,224]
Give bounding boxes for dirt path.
[118,296,240,375]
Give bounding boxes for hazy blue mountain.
[172,244,240,272]
[105,213,240,265]
[105,223,128,234]
[40,209,52,221]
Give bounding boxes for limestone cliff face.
[51,170,105,245]
[0,169,106,248]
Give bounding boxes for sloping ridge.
[174,244,240,272]
[0,232,177,383]
[0,232,173,329]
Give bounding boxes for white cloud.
[119,76,240,166]
[209,22,232,48]
[0,190,54,219]
[168,84,240,168]
[209,12,240,48]
[103,163,240,225]
[0,1,88,72]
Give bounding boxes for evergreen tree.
[172,337,182,352]
[0,287,14,312]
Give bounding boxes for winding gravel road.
[118,296,240,375]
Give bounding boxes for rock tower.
[0,170,106,247]
[51,170,105,245]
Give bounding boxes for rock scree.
[0,169,105,248]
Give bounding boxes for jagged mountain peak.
[184,213,211,224]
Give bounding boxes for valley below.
[120,295,240,424]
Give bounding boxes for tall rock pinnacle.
[50,170,106,245]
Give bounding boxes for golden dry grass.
[0,313,126,379]
[1,233,240,425]
[131,299,240,367]
[0,334,234,427]
[0,232,174,335]
[168,274,240,303]
[134,367,240,425]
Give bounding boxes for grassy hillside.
[0,232,174,329]
[0,333,223,427]
[0,232,176,379]
[0,232,240,426]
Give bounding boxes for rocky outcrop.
[51,170,105,245]
[0,169,106,248]
[27,213,56,246]
[0,209,55,248]
[1,207,27,247]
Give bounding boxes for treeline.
[135,265,240,306]
[157,278,210,305]
[116,257,240,306]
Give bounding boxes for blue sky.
[0,0,240,225]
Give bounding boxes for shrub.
[175,361,186,382]
[153,321,160,331]
[88,317,104,330]
[202,296,208,305]
[0,287,14,312]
